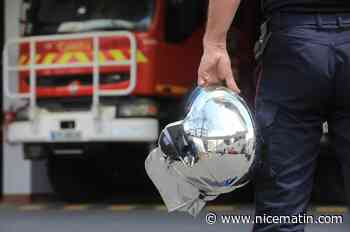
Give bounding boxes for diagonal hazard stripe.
[42,53,57,65]
[35,54,42,63]
[18,54,43,65]
[18,49,148,65]
[74,51,90,64]
[98,52,106,64]
[109,49,126,61]
[19,55,28,65]
[136,51,148,63]
[57,52,74,64]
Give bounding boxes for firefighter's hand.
[197,43,240,93]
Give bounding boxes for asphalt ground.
[0,202,348,232]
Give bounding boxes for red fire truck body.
[3,0,208,199]
[17,17,203,98]
[5,0,204,145]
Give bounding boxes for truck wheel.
[47,155,112,202]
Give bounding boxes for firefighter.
[198,0,350,231]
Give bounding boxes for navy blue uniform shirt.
[263,0,350,15]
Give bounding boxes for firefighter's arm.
[198,0,241,92]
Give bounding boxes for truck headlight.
[118,99,158,117]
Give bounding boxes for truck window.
[26,0,155,35]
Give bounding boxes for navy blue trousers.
[253,13,350,232]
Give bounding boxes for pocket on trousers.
[256,100,278,131]
[253,100,279,181]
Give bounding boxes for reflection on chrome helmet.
[158,86,256,195]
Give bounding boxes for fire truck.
[3,0,208,200]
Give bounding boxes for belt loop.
[337,14,344,28]
[316,13,323,28]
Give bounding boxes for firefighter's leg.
[253,25,331,232]
[329,32,350,207]
[329,118,350,208]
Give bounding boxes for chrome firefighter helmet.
[158,86,256,195]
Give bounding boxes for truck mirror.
[165,0,207,43]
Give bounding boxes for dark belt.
[269,12,350,29]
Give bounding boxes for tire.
[47,154,113,202]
